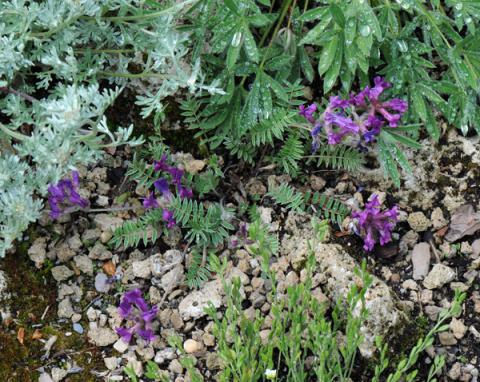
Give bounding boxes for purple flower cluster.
[142,154,193,229]
[116,289,158,343]
[351,194,398,252]
[48,171,89,219]
[299,77,408,150]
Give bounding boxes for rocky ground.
[1,127,479,382]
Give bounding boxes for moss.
[0,237,104,381]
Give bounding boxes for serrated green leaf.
[411,90,427,122]
[323,42,343,92]
[299,14,332,45]
[318,36,339,75]
[243,27,259,63]
[329,4,345,28]
[299,47,314,83]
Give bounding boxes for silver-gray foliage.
[0,0,216,257]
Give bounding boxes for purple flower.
[310,123,322,152]
[299,103,317,124]
[168,167,184,186]
[328,96,350,110]
[324,112,359,145]
[351,194,398,252]
[116,289,158,343]
[162,209,176,228]
[153,154,169,172]
[305,76,408,147]
[48,171,89,219]
[368,76,391,101]
[143,192,159,209]
[153,178,172,200]
[177,185,193,199]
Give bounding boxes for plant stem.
[96,71,169,79]
[259,0,294,70]
[0,123,29,141]
[83,0,198,22]
[0,87,38,103]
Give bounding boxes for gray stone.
[55,243,76,263]
[51,368,68,382]
[104,356,120,370]
[74,255,93,275]
[51,266,74,282]
[94,272,111,293]
[178,280,222,320]
[160,264,185,291]
[88,327,118,346]
[113,338,129,353]
[407,211,431,232]
[438,331,457,346]
[57,298,74,318]
[28,237,47,268]
[67,234,83,252]
[472,239,480,258]
[88,242,112,260]
[39,373,54,382]
[450,318,467,339]
[150,250,184,277]
[310,241,409,357]
[154,348,176,364]
[411,242,431,280]
[431,207,448,229]
[93,214,123,232]
[132,259,151,279]
[73,323,84,334]
[423,264,456,289]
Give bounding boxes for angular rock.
[445,204,480,242]
[57,298,74,318]
[407,212,431,232]
[88,242,112,260]
[51,266,74,282]
[132,259,151,279]
[88,327,118,346]
[93,214,123,232]
[431,207,448,229]
[74,255,93,275]
[423,264,456,289]
[150,250,183,277]
[438,331,457,346]
[94,272,111,293]
[472,239,480,258]
[450,318,467,339]
[311,241,409,357]
[411,242,431,280]
[178,280,222,320]
[160,264,185,291]
[28,237,47,268]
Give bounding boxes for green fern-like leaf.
[275,132,304,176]
[111,209,163,248]
[249,109,297,147]
[266,182,305,212]
[308,145,365,172]
[186,250,211,289]
[305,191,349,226]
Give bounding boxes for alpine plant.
[352,194,398,252]
[299,77,408,151]
[142,154,193,228]
[116,289,158,343]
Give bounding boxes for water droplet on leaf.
[231,32,243,47]
[360,25,371,37]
